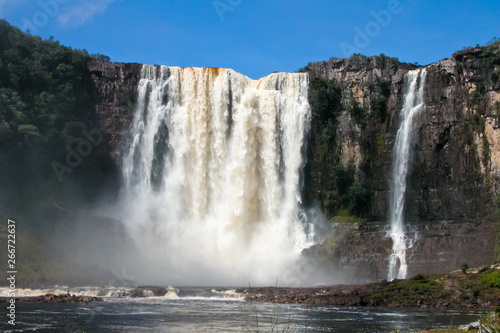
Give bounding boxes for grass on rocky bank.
[243,265,500,310]
[371,265,500,308]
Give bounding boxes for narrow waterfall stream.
[387,68,427,281]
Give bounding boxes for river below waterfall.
[0,288,482,332]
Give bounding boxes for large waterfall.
[121,65,313,286]
[387,69,427,281]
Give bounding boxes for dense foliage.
[0,21,94,139]
[0,20,117,221]
[307,76,372,218]
[483,38,500,67]
[309,77,342,122]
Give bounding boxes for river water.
[0,288,481,332]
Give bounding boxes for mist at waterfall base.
[108,65,331,287]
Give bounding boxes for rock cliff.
[302,43,500,281]
[87,43,500,282]
[88,60,142,160]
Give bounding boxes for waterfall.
[121,65,312,286]
[387,69,427,281]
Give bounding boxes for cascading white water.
[121,65,312,286]
[387,69,427,281]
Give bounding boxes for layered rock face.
[88,60,142,159]
[411,49,499,222]
[303,46,500,281]
[304,48,500,222]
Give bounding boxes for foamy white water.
[121,66,312,286]
[0,286,245,301]
[387,69,427,281]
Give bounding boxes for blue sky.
[0,0,498,79]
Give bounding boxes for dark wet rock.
[0,293,103,304]
[238,267,500,309]
[129,286,168,297]
[88,59,142,160]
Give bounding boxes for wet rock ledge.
[0,294,102,304]
[238,266,500,309]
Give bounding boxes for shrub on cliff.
[483,38,500,67]
[322,119,336,143]
[346,180,370,216]
[309,77,342,122]
[479,270,500,289]
[371,98,388,122]
[335,164,355,196]
[349,99,364,122]
[375,53,400,69]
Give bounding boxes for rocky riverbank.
[0,293,103,304]
[239,266,500,309]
